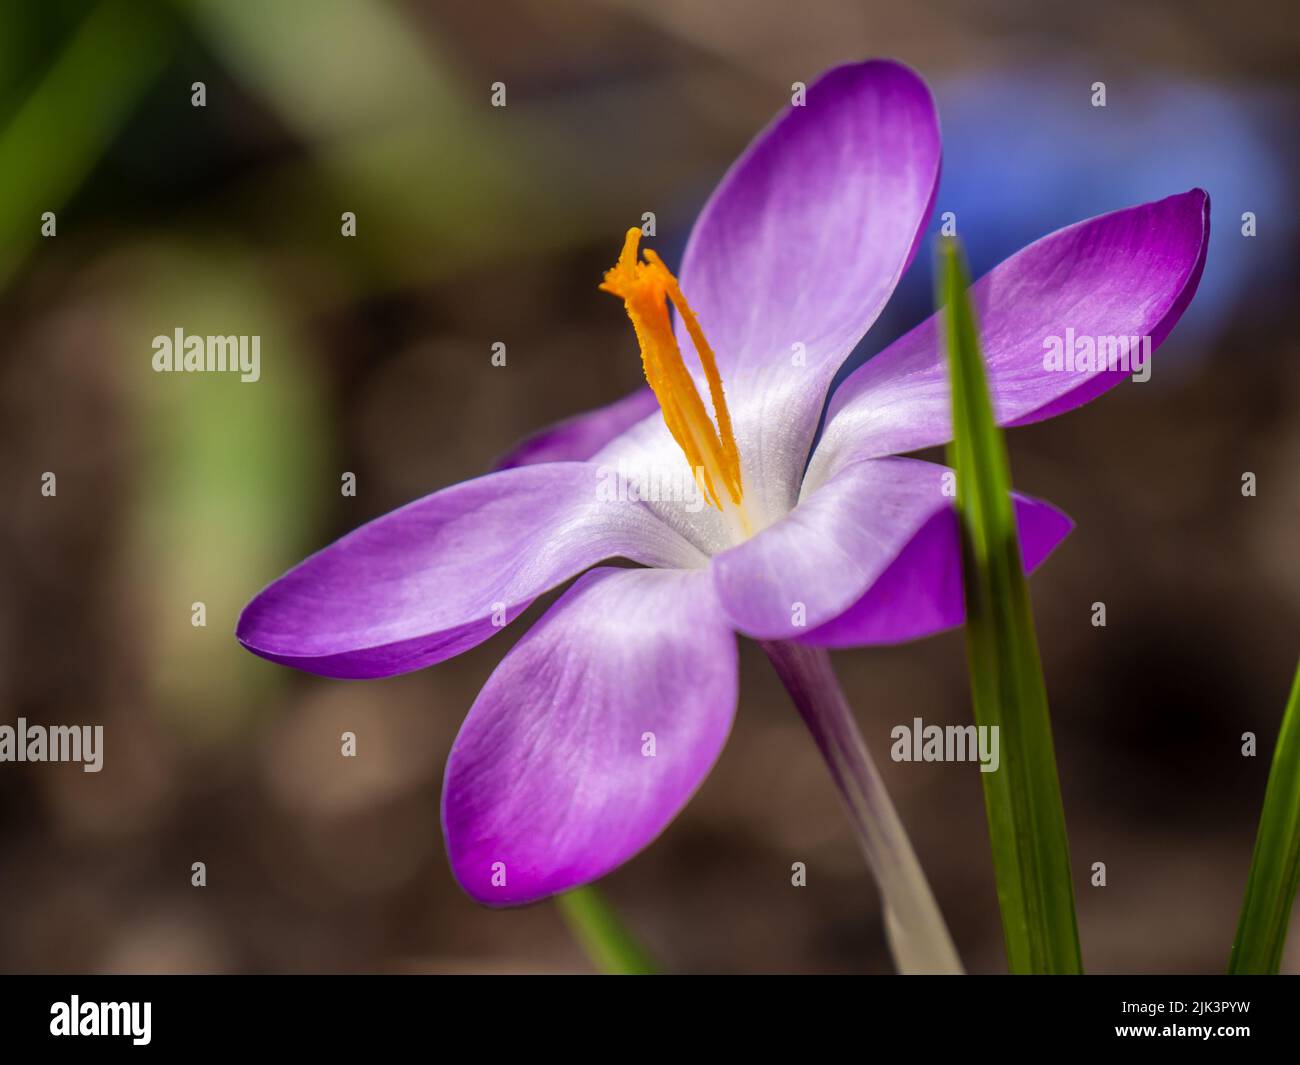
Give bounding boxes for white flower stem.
[760,640,963,974]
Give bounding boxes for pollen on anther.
[600,230,743,511]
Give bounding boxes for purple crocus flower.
[237,61,1207,940]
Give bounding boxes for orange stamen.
[600,228,744,513]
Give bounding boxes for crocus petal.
[710,456,1069,640]
[442,566,737,905]
[802,493,1072,647]
[678,59,940,383]
[236,463,705,679]
[493,387,658,470]
[807,190,1210,485]
[667,59,941,520]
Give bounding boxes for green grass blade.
[939,238,1083,974]
[0,0,173,289]
[1229,658,1300,974]
[556,886,657,975]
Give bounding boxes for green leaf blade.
[1229,659,1300,974]
[939,238,1083,974]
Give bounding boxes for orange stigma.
[600,228,744,514]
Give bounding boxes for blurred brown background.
[0,0,1297,973]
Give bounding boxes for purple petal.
[802,494,1073,647]
[810,190,1210,480]
[493,387,658,470]
[677,59,940,383]
[709,457,1070,640]
[236,463,704,679]
[442,566,736,905]
[663,59,941,521]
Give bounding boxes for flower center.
[600,228,750,534]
